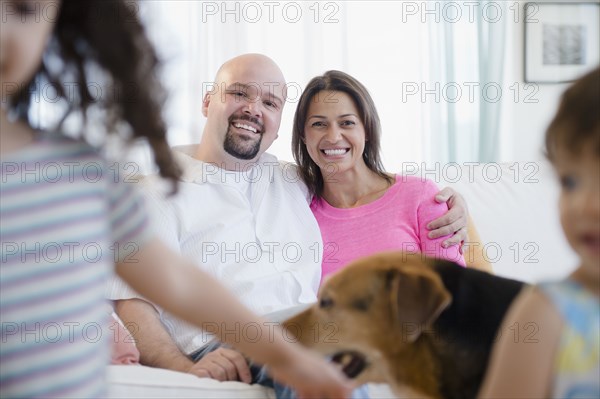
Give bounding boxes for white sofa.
[107,161,576,398]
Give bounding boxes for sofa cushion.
[106,365,275,398]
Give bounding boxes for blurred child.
[479,67,600,398]
[0,1,351,397]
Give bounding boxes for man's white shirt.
[107,145,322,354]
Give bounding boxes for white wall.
[498,0,599,162]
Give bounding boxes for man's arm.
[114,298,193,372]
[116,238,353,399]
[113,179,253,382]
[114,298,253,382]
[428,187,468,247]
[428,187,492,271]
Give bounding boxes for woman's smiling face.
[304,90,368,178]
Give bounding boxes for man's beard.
[223,115,264,160]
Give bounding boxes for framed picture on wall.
[524,2,600,83]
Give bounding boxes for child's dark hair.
[9,0,180,185]
[545,67,600,162]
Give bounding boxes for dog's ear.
[385,267,452,342]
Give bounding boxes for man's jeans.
[190,340,369,399]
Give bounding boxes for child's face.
[0,0,59,94]
[554,147,600,272]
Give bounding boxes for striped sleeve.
[105,175,179,302]
[107,179,153,263]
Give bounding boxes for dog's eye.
[319,297,334,309]
[351,298,370,311]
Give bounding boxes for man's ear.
[202,92,211,117]
[386,267,452,343]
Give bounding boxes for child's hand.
[269,345,353,399]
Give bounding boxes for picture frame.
[524,2,600,83]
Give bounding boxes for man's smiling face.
[203,55,287,163]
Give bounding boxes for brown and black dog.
[284,252,524,399]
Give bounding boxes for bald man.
[108,54,468,397]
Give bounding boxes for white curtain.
[425,1,507,163]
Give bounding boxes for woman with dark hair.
[292,70,466,279]
[0,2,352,398]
